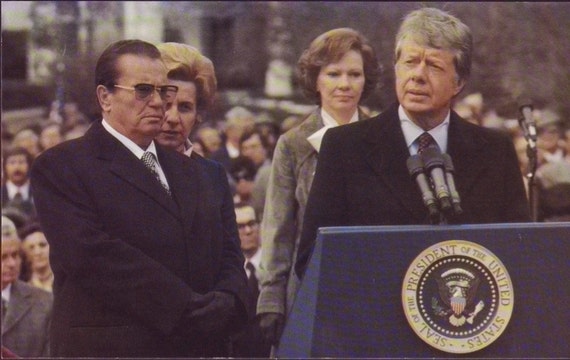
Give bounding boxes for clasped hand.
[187,291,237,336]
[258,312,285,346]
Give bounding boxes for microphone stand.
[526,143,539,222]
[520,118,539,222]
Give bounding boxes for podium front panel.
[277,222,569,358]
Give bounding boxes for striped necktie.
[417,132,437,154]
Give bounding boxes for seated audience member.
[229,156,258,205]
[19,222,53,292]
[211,106,256,171]
[231,203,271,358]
[536,108,565,164]
[2,216,52,357]
[255,112,281,159]
[39,121,64,152]
[1,147,36,220]
[11,129,41,159]
[536,161,570,221]
[195,125,223,158]
[239,127,272,221]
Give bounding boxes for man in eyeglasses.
[231,203,271,358]
[30,39,249,358]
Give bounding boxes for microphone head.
[518,97,533,112]
[406,155,424,177]
[421,147,444,170]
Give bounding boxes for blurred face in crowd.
[98,54,170,148]
[241,133,267,167]
[235,206,260,257]
[198,127,222,154]
[22,231,50,273]
[4,154,30,186]
[395,39,464,129]
[537,125,561,153]
[317,49,365,123]
[13,130,40,158]
[2,236,21,289]
[156,80,199,153]
[40,124,63,151]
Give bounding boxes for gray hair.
[394,7,473,82]
[2,216,18,240]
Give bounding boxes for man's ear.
[97,85,112,112]
[454,78,466,97]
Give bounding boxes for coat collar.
[362,103,490,221]
[86,122,193,219]
[2,281,34,335]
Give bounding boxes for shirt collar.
[246,248,262,270]
[102,118,158,159]
[320,108,359,127]
[6,181,30,200]
[183,139,194,157]
[399,105,450,154]
[307,108,359,152]
[2,283,12,303]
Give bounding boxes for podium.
[277,222,569,358]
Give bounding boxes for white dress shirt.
[6,181,31,200]
[307,108,359,152]
[399,105,450,155]
[102,119,169,187]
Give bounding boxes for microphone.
[441,153,463,215]
[518,98,537,148]
[420,147,452,214]
[407,155,440,224]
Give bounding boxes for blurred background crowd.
[1,2,569,357]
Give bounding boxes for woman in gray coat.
[256,28,381,350]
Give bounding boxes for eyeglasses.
[237,220,258,230]
[113,83,178,102]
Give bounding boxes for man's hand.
[258,312,285,345]
[188,291,237,335]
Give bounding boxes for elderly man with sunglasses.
[30,39,249,358]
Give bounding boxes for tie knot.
[417,132,436,154]
[246,261,255,273]
[141,152,156,170]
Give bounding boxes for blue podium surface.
[278,222,569,358]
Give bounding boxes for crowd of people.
[1,6,569,359]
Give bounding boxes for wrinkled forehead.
[396,36,458,60]
[116,54,168,83]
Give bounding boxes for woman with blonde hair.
[155,42,217,156]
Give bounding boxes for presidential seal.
[401,240,514,354]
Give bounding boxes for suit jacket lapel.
[2,282,32,335]
[89,122,180,218]
[159,148,198,227]
[363,105,426,219]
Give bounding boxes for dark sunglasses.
[114,83,178,102]
[237,220,258,230]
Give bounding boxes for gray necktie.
[141,152,171,196]
[2,297,7,324]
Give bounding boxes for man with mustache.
[2,147,36,220]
